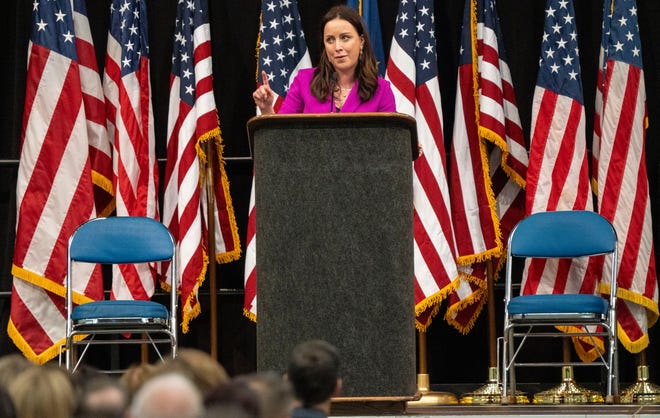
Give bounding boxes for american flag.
[74,0,114,217]
[593,0,658,354]
[526,0,591,218]
[8,0,103,363]
[103,0,159,301]
[445,0,527,333]
[386,0,459,330]
[256,0,311,112]
[163,0,241,333]
[244,0,311,320]
[523,0,599,359]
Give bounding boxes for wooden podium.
[248,113,418,402]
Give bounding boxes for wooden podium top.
[247,112,418,160]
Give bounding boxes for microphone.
[330,72,338,113]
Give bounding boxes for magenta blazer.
[278,68,396,114]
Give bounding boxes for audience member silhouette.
[153,348,230,396]
[0,341,341,418]
[0,386,16,418]
[8,364,76,418]
[287,340,342,418]
[0,354,31,389]
[120,361,157,395]
[203,379,260,418]
[74,373,128,418]
[235,371,295,418]
[126,372,203,418]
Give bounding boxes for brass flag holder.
[460,366,507,404]
[532,339,603,404]
[407,330,458,406]
[621,350,660,404]
[460,262,528,404]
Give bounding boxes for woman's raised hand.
[253,70,275,115]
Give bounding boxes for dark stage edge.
[331,401,660,416]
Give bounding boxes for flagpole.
[487,260,497,370]
[406,330,458,407]
[461,261,528,404]
[460,260,502,403]
[205,138,218,360]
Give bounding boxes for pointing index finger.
[261,70,270,89]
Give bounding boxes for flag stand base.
[460,367,529,404]
[621,365,660,404]
[406,373,458,406]
[533,366,603,404]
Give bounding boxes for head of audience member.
[153,348,230,396]
[127,372,203,418]
[287,340,341,414]
[74,373,128,418]
[0,354,32,389]
[0,386,16,418]
[120,361,157,396]
[203,379,260,418]
[8,364,76,418]
[235,371,294,418]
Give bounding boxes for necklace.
[336,86,352,101]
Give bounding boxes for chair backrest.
[508,210,616,259]
[69,217,174,264]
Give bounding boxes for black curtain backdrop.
[1,0,659,388]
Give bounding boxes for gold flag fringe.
[11,264,96,306]
[444,272,488,335]
[180,250,209,334]
[7,319,69,365]
[180,122,241,333]
[450,0,529,337]
[617,323,652,355]
[465,0,505,268]
[91,170,116,217]
[599,282,659,354]
[196,125,242,264]
[243,308,256,323]
[7,276,95,365]
[255,13,262,81]
[414,274,460,332]
[478,126,526,190]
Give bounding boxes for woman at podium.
[253,5,395,115]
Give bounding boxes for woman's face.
[323,17,364,76]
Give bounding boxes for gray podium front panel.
[252,114,416,398]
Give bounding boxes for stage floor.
[332,403,660,417]
[328,379,660,417]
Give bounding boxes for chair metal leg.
[73,337,94,373]
[65,337,76,372]
[502,326,517,403]
[507,327,516,401]
[110,344,120,370]
[606,333,619,402]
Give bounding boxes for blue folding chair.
[502,210,618,402]
[65,216,178,373]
